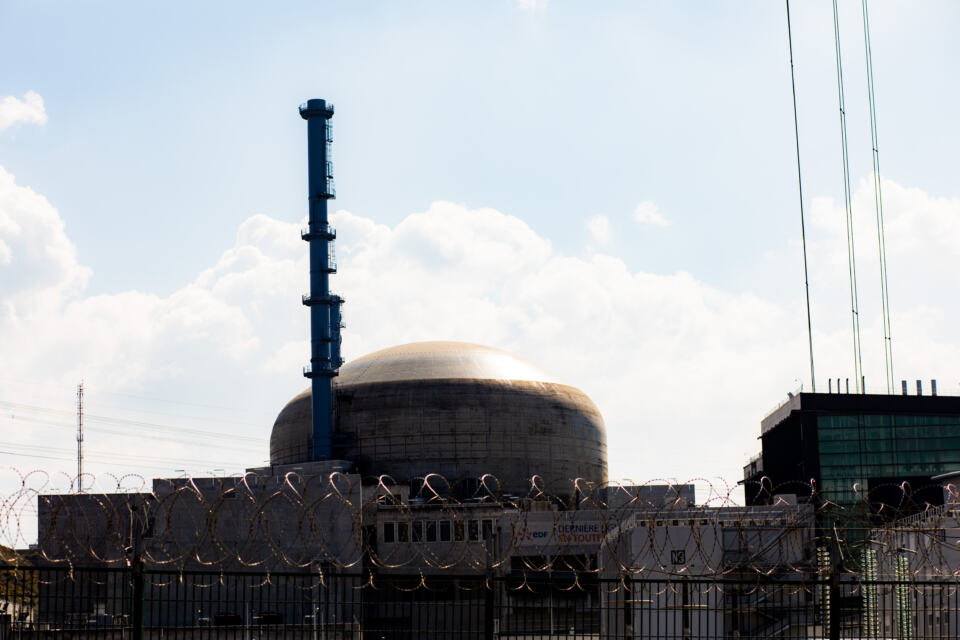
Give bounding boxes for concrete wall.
[273,379,607,500]
[37,470,364,570]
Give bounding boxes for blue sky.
[2,1,960,502]
[6,0,956,296]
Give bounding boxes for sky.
[2,1,960,517]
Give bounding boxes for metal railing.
[2,566,958,639]
[762,384,804,422]
[303,360,342,376]
[300,224,336,240]
[299,101,335,114]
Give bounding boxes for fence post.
[484,572,495,640]
[132,558,144,640]
[829,562,841,640]
[731,587,740,638]
[484,528,500,640]
[622,572,633,640]
[130,503,144,640]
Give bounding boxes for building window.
[383,522,395,543]
[454,521,464,542]
[398,522,408,542]
[426,521,437,543]
[468,519,479,541]
[482,519,494,540]
[440,520,451,542]
[412,520,424,542]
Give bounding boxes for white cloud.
[0,91,47,133]
[0,166,268,419]
[586,215,611,245]
[802,176,960,395]
[2,169,960,493]
[634,201,671,227]
[327,202,802,485]
[0,166,90,311]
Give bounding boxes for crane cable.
[832,0,864,393]
[861,0,894,393]
[785,0,816,393]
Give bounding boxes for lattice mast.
[76,382,84,492]
[299,99,343,461]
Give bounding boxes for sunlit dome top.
[336,341,559,386]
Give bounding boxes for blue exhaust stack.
[299,98,343,461]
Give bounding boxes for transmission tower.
[77,382,84,492]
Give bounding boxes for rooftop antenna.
[299,99,344,461]
[785,0,816,392]
[76,382,84,492]
[832,0,864,393]
[861,0,894,393]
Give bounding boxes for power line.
[0,441,251,470]
[87,413,266,444]
[0,414,264,452]
[785,0,816,393]
[0,376,275,421]
[0,400,268,445]
[88,387,277,418]
[82,393,274,429]
[832,0,864,392]
[861,0,894,393]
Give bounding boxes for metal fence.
[5,469,960,637]
[3,565,960,639]
[4,469,939,577]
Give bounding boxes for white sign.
[515,518,603,548]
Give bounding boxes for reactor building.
[270,340,608,501]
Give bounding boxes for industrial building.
[742,385,960,517]
[33,459,817,636]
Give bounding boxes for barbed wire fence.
[2,467,960,637]
[1,467,958,576]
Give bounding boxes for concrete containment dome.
[270,341,607,498]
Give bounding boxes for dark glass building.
[743,387,960,518]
